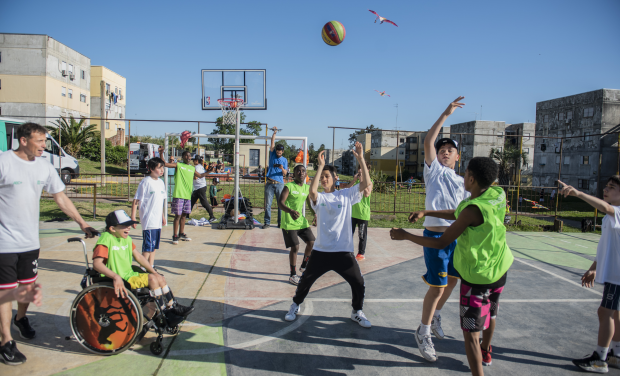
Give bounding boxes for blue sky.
[2,0,620,149]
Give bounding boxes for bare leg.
[463,330,484,376]
[436,277,458,311]
[0,301,13,346]
[613,310,620,342]
[289,245,300,266]
[422,286,444,325]
[598,306,615,347]
[179,214,186,235]
[173,215,181,237]
[481,318,496,351]
[304,241,313,258]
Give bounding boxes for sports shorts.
[142,229,161,253]
[0,250,40,289]
[282,227,316,249]
[422,229,460,287]
[126,273,150,289]
[171,198,191,215]
[460,273,507,332]
[601,282,620,311]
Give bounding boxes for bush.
[107,145,128,165]
[80,138,127,166]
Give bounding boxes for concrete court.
[0,223,618,376]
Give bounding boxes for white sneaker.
[284,303,300,321]
[415,325,437,362]
[289,275,300,285]
[350,310,371,328]
[431,314,445,339]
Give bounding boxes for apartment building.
[90,66,126,145]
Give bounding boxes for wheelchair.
[68,237,183,356]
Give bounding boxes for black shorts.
[0,250,40,289]
[282,227,316,249]
[602,282,620,311]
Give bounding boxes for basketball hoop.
[217,98,244,125]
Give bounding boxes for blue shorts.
[142,229,161,253]
[422,229,460,287]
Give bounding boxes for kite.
[522,198,550,210]
[368,10,398,27]
[374,90,391,97]
[179,130,192,148]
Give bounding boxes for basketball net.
[217,98,244,125]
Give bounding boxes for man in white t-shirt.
[559,178,620,373]
[131,157,167,269]
[413,97,468,363]
[190,155,216,222]
[284,142,373,328]
[0,122,97,366]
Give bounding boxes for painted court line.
[196,297,600,303]
[514,258,601,296]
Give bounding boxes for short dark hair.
[16,122,47,141]
[293,165,305,173]
[182,151,191,158]
[322,165,337,180]
[607,176,620,187]
[147,157,164,171]
[275,144,285,151]
[466,157,498,189]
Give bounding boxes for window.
[81,70,85,79]
[555,155,560,164]
[68,64,73,73]
[421,151,425,155]
[119,88,122,99]
[559,112,565,121]
[523,148,530,154]
[583,107,594,117]
[411,137,417,143]
[68,89,72,99]
[544,114,549,123]
[115,87,118,94]
[400,138,405,143]
[540,156,547,165]
[420,163,424,167]
[62,61,66,72]
[399,150,404,155]
[578,179,590,189]
[61,86,66,97]
[80,94,86,103]
[567,111,573,120]
[584,132,591,141]
[564,156,570,165]
[105,122,110,130]
[582,156,589,165]
[0,51,2,62]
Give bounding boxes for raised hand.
[352,141,364,159]
[408,211,425,223]
[558,180,578,198]
[443,96,465,116]
[318,150,326,167]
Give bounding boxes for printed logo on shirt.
[37,180,45,185]
[338,204,342,209]
[149,191,155,194]
[438,272,447,277]
[111,245,129,251]
[13,181,22,185]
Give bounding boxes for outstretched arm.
[309,151,325,205]
[424,96,465,166]
[558,180,615,215]
[270,127,278,152]
[352,141,372,193]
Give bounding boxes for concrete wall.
[505,122,536,184]
[450,121,506,174]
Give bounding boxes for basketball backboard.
[202,69,266,110]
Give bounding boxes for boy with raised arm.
[278,165,315,285]
[560,178,620,373]
[391,157,513,376]
[284,143,373,328]
[412,96,468,362]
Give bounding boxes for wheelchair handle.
[68,238,90,269]
[67,237,83,243]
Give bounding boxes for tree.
[348,124,379,147]
[489,146,529,185]
[46,115,98,157]
[309,144,325,167]
[207,112,262,156]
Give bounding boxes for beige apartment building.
[90,66,126,144]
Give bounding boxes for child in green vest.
[93,210,195,320]
[390,157,513,376]
[278,165,315,285]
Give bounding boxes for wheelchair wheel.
[70,283,144,355]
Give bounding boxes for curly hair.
[466,157,499,189]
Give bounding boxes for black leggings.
[351,218,368,255]
[190,187,214,218]
[293,251,365,311]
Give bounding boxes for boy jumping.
[284,143,373,328]
[278,165,315,285]
[561,178,620,373]
[391,157,513,375]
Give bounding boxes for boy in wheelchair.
[93,210,194,320]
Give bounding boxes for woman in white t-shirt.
[284,142,373,328]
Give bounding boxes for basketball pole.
[234,109,240,223]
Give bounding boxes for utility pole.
[100,80,106,180]
[395,103,399,129]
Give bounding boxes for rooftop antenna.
[394,103,399,130]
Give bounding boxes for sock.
[596,346,609,360]
[162,285,170,294]
[419,322,431,336]
[301,256,309,269]
[154,288,163,296]
[290,265,296,277]
[433,309,441,318]
[153,294,165,307]
[610,341,620,353]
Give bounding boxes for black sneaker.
[168,304,195,317]
[179,233,192,242]
[13,315,35,340]
[0,340,27,365]
[572,351,609,373]
[262,223,270,229]
[172,236,179,245]
[609,349,619,369]
[209,217,217,222]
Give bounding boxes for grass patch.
[78,158,130,175]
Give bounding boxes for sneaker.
[284,303,300,321]
[13,315,35,340]
[262,223,270,229]
[168,304,195,317]
[172,236,179,245]
[609,349,619,369]
[0,340,27,365]
[355,254,365,261]
[299,265,307,274]
[350,310,372,328]
[289,275,300,285]
[209,217,217,223]
[481,345,492,366]
[179,233,192,242]
[414,325,437,362]
[572,351,608,373]
[431,314,445,339]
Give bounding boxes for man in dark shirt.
[264,127,288,229]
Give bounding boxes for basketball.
[322,21,346,46]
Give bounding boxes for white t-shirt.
[193,164,207,190]
[310,184,362,253]
[134,176,166,230]
[423,157,469,227]
[0,151,65,253]
[595,206,620,285]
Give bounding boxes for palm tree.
[489,146,528,185]
[46,115,98,157]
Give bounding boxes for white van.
[129,142,160,174]
[0,117,80,184]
